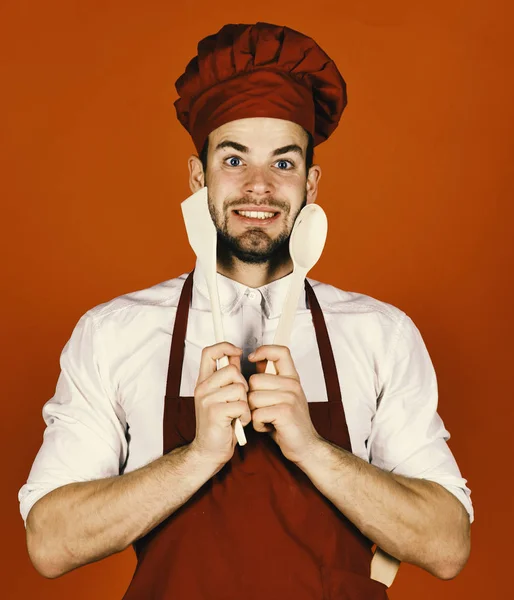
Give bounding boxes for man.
[19,23,472,598]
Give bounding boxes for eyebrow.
[214,141,304,157]
[215,141,249,153]
[272,144,304,158]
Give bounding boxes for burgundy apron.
[123,271,388,599]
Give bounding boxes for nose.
[243,165,274,197]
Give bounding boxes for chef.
[19,22,473,599]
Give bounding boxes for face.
[189,117,321,265]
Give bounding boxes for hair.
[199,129,315,174]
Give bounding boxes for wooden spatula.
[181,186,247,446]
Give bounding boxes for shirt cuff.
[18,484,62,527]
[423,478,474,524]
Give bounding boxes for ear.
[188,155,205,193]
[306,164,322,204]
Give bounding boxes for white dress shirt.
[19,260,474,525]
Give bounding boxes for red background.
[2,1,512,597]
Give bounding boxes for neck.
[216,255,294,288]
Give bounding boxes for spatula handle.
[216,356,247,445]
[207,277,247,447]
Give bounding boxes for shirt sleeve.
[368,313,474,523]
[18,311,128,526]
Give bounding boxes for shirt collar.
[191,258,307,319]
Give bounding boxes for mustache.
[223,196,290,213]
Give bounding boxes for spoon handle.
[265,267,307,375]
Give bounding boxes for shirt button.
[251,337,258,345]
[248,292,256,300]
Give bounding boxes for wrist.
[186,442,228,474]
[293,434,329,470]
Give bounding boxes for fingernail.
[248,352,255,359]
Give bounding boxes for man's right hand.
[25,344,250,579]
[190,342,251,464]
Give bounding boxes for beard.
[208,193,307,266]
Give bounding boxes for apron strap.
[305,279,342,404]
[165,270,194,398]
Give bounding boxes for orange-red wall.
[3,1,512,597]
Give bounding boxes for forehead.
[209,117,308,150]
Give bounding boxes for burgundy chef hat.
[174,22,347,154]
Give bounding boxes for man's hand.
[247,345,322,464]
[192,342,252,465]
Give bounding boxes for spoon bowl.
[289,204,328,270]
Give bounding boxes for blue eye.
[225,156,242,167]
[275,159,293,170]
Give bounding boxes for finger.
[204,382,248,406]
[252,406,282,432]
[228,352,242,372]
[248,373,296,392]
[198,364,248,394]
[219,400,252,428]
[247,390,286,410]
[198,343,243,384]
[248,345,299,378]
[252,420,273,433]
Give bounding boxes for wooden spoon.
[263,202,401,587]
[265,203,328,373]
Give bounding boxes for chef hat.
[174,22,347,154]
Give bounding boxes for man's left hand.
[247,345,322,464]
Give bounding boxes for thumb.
[228,352,242,372]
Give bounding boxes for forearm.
[26,444,222,578]
[295,437,470,579]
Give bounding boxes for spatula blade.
[180,187,216,267]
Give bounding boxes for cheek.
[275,176,307,206]
[206,168,242,197]
[273,169,306,190]
[205,172,226,201]
[205,172,240,219]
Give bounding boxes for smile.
[232,210,280,225]
[235,210,277,219]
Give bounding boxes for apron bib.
[123,271,388,599]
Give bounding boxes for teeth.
[237,210,276,219]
